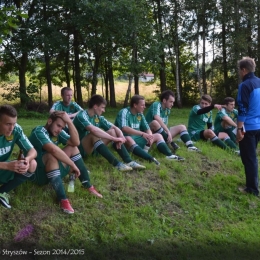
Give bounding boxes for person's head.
[224,97,235,112]
[0,105,17,136]
[61,87,73,105]
[160,90,175,109]
[199,94,212,108]
[237,57,256,79]
[130,95,146,113]
[45,112,66,137]
[88,95,107,116]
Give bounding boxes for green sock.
[71,154,91,188]
[0,173,29,193]
[180,131,193,147]
[157,141,172,156]
[224,138,237,149]
[130,144,155,162]
[155,127,169,142]
[113,143,132,163]
[211,136,228,149]
[225,128,237,143]
[94,140,120,166]
[47,170,66,201]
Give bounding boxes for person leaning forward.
[0,105,37,209]
[28,111,102,214]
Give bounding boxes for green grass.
[1,107,260,260]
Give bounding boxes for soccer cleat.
[60,199,74,214]
[187,146,201,152]
[88,186,103,198]
[152,157,160,165]
[127,161,146,170]
[115,162,133,172]
[166,154,185,161]
[0,192,11,209]
[171,142,180,152]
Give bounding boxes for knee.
[150,120,161,132]
[29,159,37,172]
[153,133,163,141]
[179,125,187,131]
[107,128,116,137]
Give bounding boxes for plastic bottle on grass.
[68,174,75,193]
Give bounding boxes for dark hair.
[237,57,256,72]
[201,94,212,104]
[0,105,17,119]
[160,90,175,102]
[224,97,235,105]
[48,112,64,123]
[88,95,107,108]
[130,95,145,108]
[61,87,72,96]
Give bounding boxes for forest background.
[1,0,259,109]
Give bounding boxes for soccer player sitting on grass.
[187,94,238,151]
[145,90,200,153]
[115,94,185,162]
[73,94,145,171]
[29,111,102,215]
[50,87,83,120]
[214,97,238,144]
[0,105,37,209]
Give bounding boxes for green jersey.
[73,110,113,141]
[0,124,33,162]
[214,108,238,134]
[188,105,212,136]
[51,101,83,117]
[115,107,150,136]
[29,126,69,160]
[145,101,171,125]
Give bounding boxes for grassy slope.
[1,107,260,260]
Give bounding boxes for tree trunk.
[91,56,99,96]
[44,51,53,108]
[64,50,70,88]
[108,62,116,107]
[19,52,28,107]
[73,29,83,106]
[124,75,133,107]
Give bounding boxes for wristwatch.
[237,127,243,130]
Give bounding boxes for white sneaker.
[127,161,146,170]
[166,155,185,161]
[115,162,133,172]
[187,146,201,152]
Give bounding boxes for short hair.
[61,87,72,96]
[0,105,17,119]
[201,94,212,104]
[160,90,175,102]
[48,112,64,123]
[224,97,235,105]
[88,95,107,108]
[130,95,145,108]
[237,57,256,73]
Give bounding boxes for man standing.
[73,95,145,171]
[236,57,260,196]
[115,95,184,161]
[214,97,238,144]
[188,94,237,151]
[29,111,102,214]
[50,87,83,119]
[145,90,200,152]
[0,105,37,209]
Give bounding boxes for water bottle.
[67,174,75,193]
